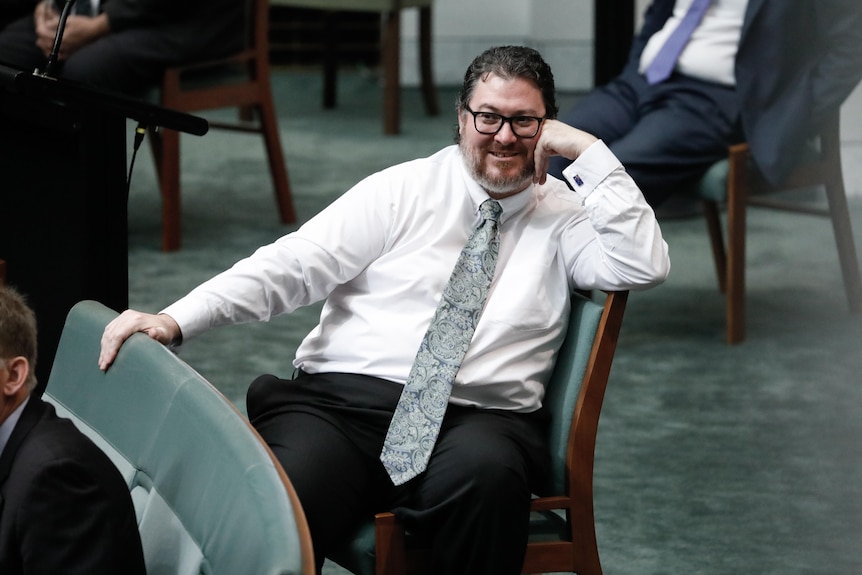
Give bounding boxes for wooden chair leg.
[702,199,727,293]
[725,145,749,344]
[823,177,862,314]
[158,128,182,252]
[375,512,406,575]
[813,111,862,313]
[0,259,6,286]
[381,10,401,135]
[257,94,296,224]
[418,6,439,117]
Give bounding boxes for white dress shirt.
[639,0,748,86]
[163,142,670,412]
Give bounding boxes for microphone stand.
[39,0,77,77]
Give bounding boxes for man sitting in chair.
[99,45,671,574]
[548,0,862,209]
[0,0,244,95]
[0,286,146,575]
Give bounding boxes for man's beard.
[461,140,534,197]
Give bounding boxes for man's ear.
[457,107,467,135]
[2,356,30,397]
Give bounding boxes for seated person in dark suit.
[549,0,862,208]
[0,286,146,575]
[0,0,245,95]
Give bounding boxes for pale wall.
[399,0,594,92]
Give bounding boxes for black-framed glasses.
[463,105,545,138]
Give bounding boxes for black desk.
[0,65,206,393]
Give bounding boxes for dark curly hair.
[454,45,558,142]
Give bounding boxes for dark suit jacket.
[631,0,862,185]
[0,397,146,575]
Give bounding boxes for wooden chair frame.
[150,0,295,251]
[269,0,439,135]
[701,111,862,343]
[365,291,629,575]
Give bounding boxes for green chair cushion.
[696,158,731,203]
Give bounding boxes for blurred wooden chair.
[697,110,862,343]
[269,0,439,135]
[0,259,5,286]
[328,291,629,575]
[150,0,295,251]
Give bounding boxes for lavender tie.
[380,199,502,486]
[644,0,713,85]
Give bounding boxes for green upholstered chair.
[43,301,314,575]
[328,290,629,575]
[268,0,439,135]
[696,109,862,343]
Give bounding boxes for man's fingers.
[98,311,154,371]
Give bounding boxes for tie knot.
[479,199,502,223]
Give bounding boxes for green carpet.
[125,69,862,575]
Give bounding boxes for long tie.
[644,0,713,85]
[380,199,503,486]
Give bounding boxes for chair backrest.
[43,301,314,575]
[364,291,630,575]
[158,0,269,107]
[541,291,628,496]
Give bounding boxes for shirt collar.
[0,395,29,459]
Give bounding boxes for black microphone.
[39,0,78,77]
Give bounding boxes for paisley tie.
[380,199,502,485]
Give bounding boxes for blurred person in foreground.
[0,286,146,575]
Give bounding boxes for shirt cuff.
[561,140,621,201]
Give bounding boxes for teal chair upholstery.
[329,291,629,575]
[696,109,862,343]
[43,301,314,575]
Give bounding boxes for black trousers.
[246,371,551,575]
[0,13,241,96]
